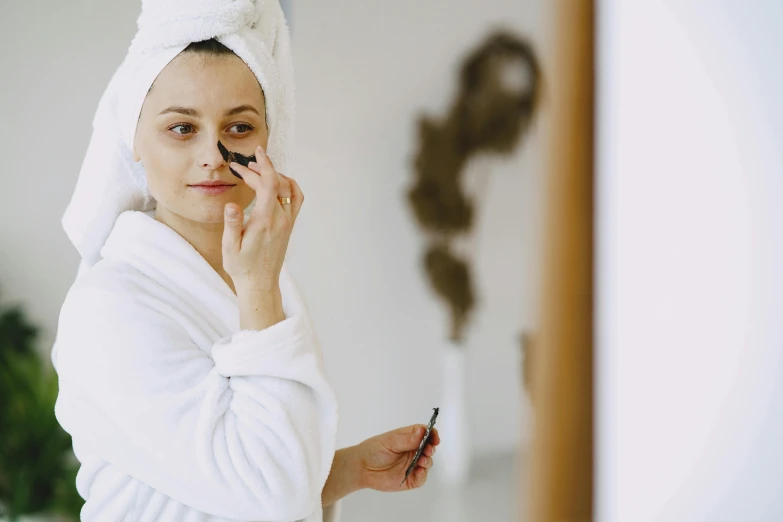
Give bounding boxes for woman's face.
[133,52,269,224]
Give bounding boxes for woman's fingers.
[227,146,303,245]
[250,146,287,206]
[251,145,277,182]
[245,161,292,210]
[417,454,434,468]
[222,203,243,255]
[279,173,303,219]
[275,172,293,215]
[417,444,436,469]
[229,161,264,194]
[415,466,428,486]
[228,164,276,219]
[252,145,296,216]
[231,146,296,212]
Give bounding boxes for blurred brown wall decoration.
[407,29,540,344]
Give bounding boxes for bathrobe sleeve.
[53,280,340,522]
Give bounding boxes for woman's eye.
[167,123,253,136]
[230,123,254,133]
[169,124,194,135]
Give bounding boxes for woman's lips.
[189,184,235,195]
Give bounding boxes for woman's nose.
[199,141,226,170]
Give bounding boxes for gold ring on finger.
[278,197,292,205]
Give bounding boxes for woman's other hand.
[356,425,440,491]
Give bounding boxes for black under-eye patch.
[217,140,257,180]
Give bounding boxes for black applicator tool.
[400,407,439,486]
[217,140,256,179]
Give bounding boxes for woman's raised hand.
[222,144,303,293]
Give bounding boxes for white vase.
[435,341,471,487]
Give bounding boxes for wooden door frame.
[526,0,595,520]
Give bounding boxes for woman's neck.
[154,205,236,295]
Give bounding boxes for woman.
[52,3,438,521]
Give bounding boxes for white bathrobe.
[52,209,343,522]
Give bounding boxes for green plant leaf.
[0,298,83,520]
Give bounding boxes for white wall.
[0,0,551,459]
[596,1,783,521]
[0,1,145,353]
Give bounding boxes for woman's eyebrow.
[157,104,261,117]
